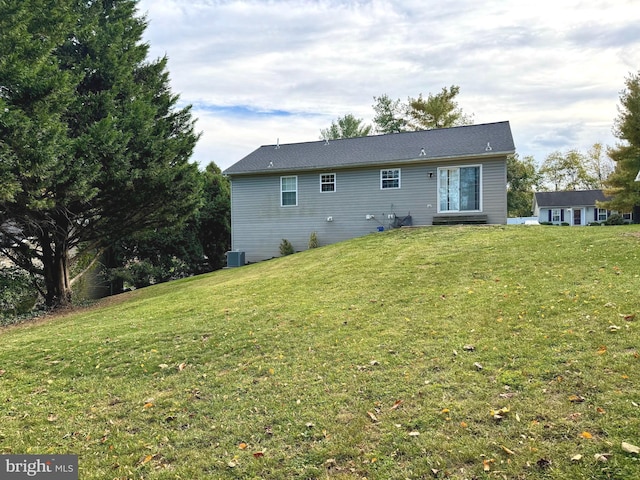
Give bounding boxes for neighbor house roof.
[534,190,609,207]
[223,121,515,176]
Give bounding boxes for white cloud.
[138,0,640,170]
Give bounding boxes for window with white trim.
[380,169,400,189]
[281,176,297,206]
[320,173,336,192]
[552,209,561,223]
[597,208,608,222]
[438,165,481,212]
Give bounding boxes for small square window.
[320,173,336,192]
[381,169,400,189]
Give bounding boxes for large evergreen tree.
[0,0,201,308]
[197,162,231,271]
[372,94,408,134]
[108,162,231,289]
[603,72,640,212]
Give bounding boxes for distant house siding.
[230,157,507,262]
[537,206,601,225]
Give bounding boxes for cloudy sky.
[136,0,639,171]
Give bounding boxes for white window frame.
[437,165,482,213]
[552,209,561,223]
[320,173,336,193]
[597,208,608,222]
[380,168,401,189]
[280,175,298,207]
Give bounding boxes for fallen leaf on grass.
[238,442,248,450]
[253,451,264,458]
[580,431,593,439]
[594,453,612,462]
[474,362,483,370]
[178,362,187,371]
[500,445,516,455]
[569,394,585,403]
[571,454,582,462]
[482,459,494,472]
[390,399,403,410]
[47,414,57,422]
[408,431,420,437]
[621,314,636,321]
[0,369,6,376]
[622,442,640,454]
[490,406,510,420]
[597,345,607,355]
[367,411,378,422]
[608,325,621,332]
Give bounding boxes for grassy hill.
[1,225,639,479]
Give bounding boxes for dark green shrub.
[279,239,294,256]
[605,213,625,225]
[0,267,39,323]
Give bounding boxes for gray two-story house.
[223,121,515,263]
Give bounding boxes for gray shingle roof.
[534,190,609,207]
[223,121,515,175]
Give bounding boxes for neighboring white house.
[223,121,516,263]
[533,190,632,225]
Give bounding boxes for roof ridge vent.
[324,139,329,145]
[420,148,426,156]
[485,142,492,151]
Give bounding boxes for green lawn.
[1,225,639,479]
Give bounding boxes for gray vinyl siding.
[230,157,507,262]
